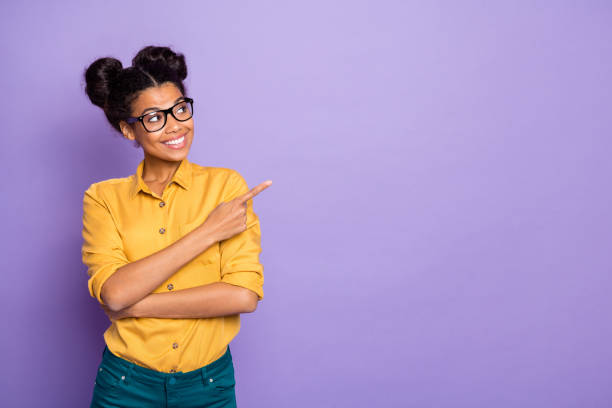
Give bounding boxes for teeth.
[163,136,184,145]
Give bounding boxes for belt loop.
[124,362,134,386]
[200,365,208,387]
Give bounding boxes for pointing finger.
[237,180,272,204]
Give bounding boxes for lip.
[161,134,187,149]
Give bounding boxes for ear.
[119,120,136,142]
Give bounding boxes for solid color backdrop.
[1,1,611,407]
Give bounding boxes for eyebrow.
[139,96,185,116]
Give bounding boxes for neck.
[142,154,183,183]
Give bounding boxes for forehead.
[131,82,183,113]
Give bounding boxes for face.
[119,82,193,162]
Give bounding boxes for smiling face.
[119,82,193,162]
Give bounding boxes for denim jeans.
[90,345,237,408]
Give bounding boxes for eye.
[146,112,163,123]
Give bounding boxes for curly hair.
[84,45,188,147]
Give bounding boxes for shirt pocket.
[179,221,221,269]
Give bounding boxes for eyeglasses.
[126,97,194,132]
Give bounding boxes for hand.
[200,180,272,242]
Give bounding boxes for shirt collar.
[129,157,192,199]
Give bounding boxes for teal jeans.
[90,345,237,408]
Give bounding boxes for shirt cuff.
[221,270,264,301]
[87,263,125,305]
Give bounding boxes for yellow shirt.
[81,157,264,372]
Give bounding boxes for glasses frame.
[125,97,194,133]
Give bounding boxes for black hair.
[84,45,188,147]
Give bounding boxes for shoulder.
[83,175,133,203]
[189,162,249,200]
[190,162,246,185]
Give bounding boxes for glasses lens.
[143,111,165,132]
[173,100,193,121]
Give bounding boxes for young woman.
[81,45,271,407]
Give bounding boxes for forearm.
[101,226,216,311]
[127,282,258,319]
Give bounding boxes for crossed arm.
[103,282,258,321]
[97,221,259,322]
[83,173,267,322]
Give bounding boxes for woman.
[81,45,272,407]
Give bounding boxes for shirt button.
[172,342,179,349]
[159,201,166,208]
[167,283,174,291]
[159,227,166,234]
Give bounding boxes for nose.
[164,113,182,133]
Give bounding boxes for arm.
[106,282,258,320]
[100,225,217,312]
[105,170,266,320]
[82,185,219,312]
[218,171,265,302]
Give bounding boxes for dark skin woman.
[83,45,271,407]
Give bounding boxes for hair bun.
[83,45,188,135]
[132,46,187,81]
[84,57,123,108]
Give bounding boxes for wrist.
[129,293,161,318]
[193,225,218,250]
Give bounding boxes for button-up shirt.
[81,157,264,372]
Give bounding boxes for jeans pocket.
[208,362,236,393]
[94,363,121,392]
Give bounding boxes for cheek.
[136,134,160,150]
[139,130,161,144]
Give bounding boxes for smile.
[163,135,185,146]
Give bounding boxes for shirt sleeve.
[219,170,265,301]
[81,184,129,305]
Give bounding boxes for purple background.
[2,1,611,407]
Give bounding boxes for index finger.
[237,180,273,203]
